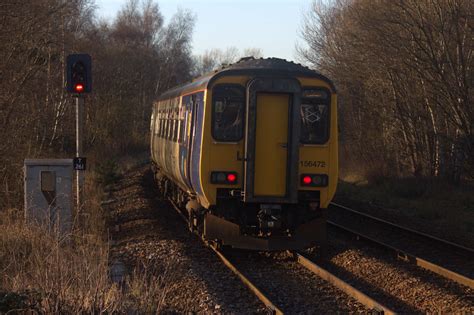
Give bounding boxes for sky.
[95,0,312,62]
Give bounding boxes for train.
[150,57,338,251]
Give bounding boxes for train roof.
[158,57,336,101]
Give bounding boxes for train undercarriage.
[153,166,327,251]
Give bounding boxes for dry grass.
[126,261,176,314]
[0,215,174,313]
[0,209,121,313]
[0,155,174,314]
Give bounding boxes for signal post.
[66,54,91,213]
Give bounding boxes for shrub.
[96,160,122,188]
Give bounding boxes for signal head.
[66,54,92,94]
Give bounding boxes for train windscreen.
[212,85,245,142]
[300,89,330,144]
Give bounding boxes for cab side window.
[212,85,245,142]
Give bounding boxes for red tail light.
[227,173,237,183]
[303,176,312,184]
[301,174,328,187]
[211,171,238,184]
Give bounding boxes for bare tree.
[298,0,473,182]
[0,0,197,209]
[193,46,264,77]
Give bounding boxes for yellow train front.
[151,58,338,251]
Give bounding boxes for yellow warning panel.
[254,93,289,196]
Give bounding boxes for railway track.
[214,248,394,314]
[295,252,395,314]
[168,199,396,314]
[329,202,474,289]
[109,169,472,312]
[209,246,283,314]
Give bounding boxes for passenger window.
[157,110,163,138]
[160,111,164,138]
[168,109,172,140]
[159,111,163,138]
[178,108,185,144]
[212,85,245,141]
[173,108,179,142]
[300,89,330,144]
[165,109,170,139]
[170,109,174,141]
[155,113,160,136]
[151,108,155,133]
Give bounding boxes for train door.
[244,78,301,203]
[177,94,195,190]
[254,93,289,197]
[187,92,205,196]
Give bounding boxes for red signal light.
[303,176,312,185]
[227,173,237,183]
[74,83,84,93]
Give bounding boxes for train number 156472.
[300,160,326,168]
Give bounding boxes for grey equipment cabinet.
[24,159,73,234]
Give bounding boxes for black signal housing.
[66,54,92,93]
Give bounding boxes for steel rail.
[210,246,284,315]
[168,199,283,314]
[330,202,474,255]
[328,220,474,289]
[296,252,397,315]
[168,198,189,223]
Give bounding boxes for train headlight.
[300,174,328,187]
[211,171,238,184]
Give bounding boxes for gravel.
[226,250,370,313]
[328,205,474,279]
[310,230,474,313]
[104,166,267,314]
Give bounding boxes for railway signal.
[66,54,92,94]
[66,53,92,215]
